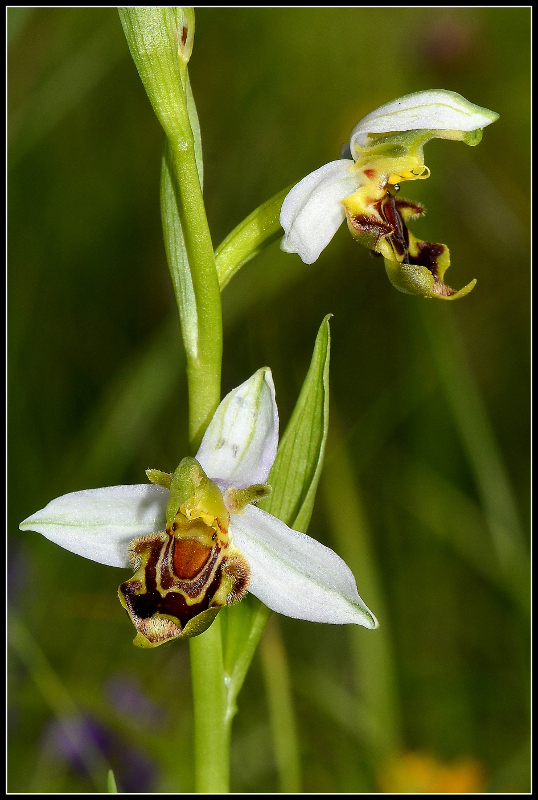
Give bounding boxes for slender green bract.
[259,315,331,533]
[107,770,118,793]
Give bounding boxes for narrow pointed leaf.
[161,140,199,360]
[221,318,331,714]
[259,315,331,531]
[107,770,118,793]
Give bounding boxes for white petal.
[280,159,361,264]
[231,505,378,628]
[19,484,168,568]
[196,369,278,489]
[350,90,499,151]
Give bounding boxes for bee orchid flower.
[20,369,378,647]
[280,89,498,299]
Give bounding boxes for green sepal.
[259,315,331,532]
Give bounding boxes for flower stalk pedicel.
[280,90,498,299]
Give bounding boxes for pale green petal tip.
[426,89,499,127]
[436,278,477,301]
[361,605,379,630]
[351,90,499,152]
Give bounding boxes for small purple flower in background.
[41,713,156,792]
[105,674,166,728]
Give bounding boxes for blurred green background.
[8,7,530,793]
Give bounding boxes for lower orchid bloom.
[20,369,378,647]
[280,89,498,300]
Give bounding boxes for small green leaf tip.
[107,769,118,793]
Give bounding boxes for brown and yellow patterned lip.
[345,187,474,300]
[119,495,251,647]
[118,530,224,642]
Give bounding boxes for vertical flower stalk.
[118,7,222,450]
[118,8,226,791]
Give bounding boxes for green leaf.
[259,314,331,532]
[161,140,199,361]
[220,315,331,727]
[107,769,118,793]
[185,69,203,188]
[220,595,271,721]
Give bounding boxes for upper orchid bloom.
[280,90,498,300]
[20,369,378,647]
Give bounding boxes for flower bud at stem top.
[175,7,195,67]
[118,7,191,142]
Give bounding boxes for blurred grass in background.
[8,7,530,793]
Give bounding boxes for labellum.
[118,458,250,648]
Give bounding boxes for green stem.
[171,108,228,795]
[215,185,291,290]
[189,616,230,793]
[119,9,229,793]
[168,141,222,452]
[119,6,221,450]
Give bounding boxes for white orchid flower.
[20,369,378,647]
[280,90,498,300]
